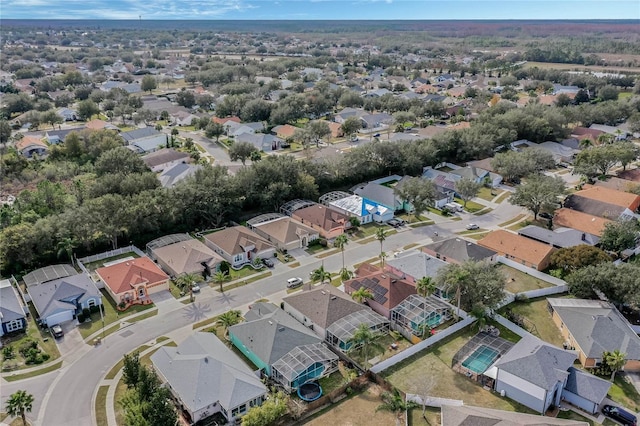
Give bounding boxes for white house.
[326,194,393,224]
[492,335,576,414]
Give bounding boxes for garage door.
[45,310,74,327]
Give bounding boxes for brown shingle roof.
[152,239,223,276]
[272,124,298,139]
[344,264,416,311]
[574,185,640,210]
[478,230,553,267]
[203,226,274,257]
[96,257,168,295]
[283,284,366,329]
[142,148,191,169]
[292,204,349,233]
[552,208,611,237]
[252,217,317,247]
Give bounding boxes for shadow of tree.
[182,302,212,322]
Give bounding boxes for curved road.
[1,199,524,426]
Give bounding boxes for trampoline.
[297,382,323,402]
[462,345,500,374]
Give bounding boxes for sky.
[1,0,639,20]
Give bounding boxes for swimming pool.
[461,345,499,374]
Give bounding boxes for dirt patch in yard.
[303,384,397,426]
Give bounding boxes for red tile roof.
[96,257,168,295]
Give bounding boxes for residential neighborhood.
[1,17,640,426]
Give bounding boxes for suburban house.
[158,163,201,188]
[359,112,393,129]
[548,298,640,370]
[537,141,579,165]
[148,235,224,278]
[235,132,282,153]
[203,226,276,268]
[478,230,555,271]
[44,127,83,145]
[56,107,78,121]
[492,335,577,414]
[352,177,406,212]
[282,283,389,352]
[326,121,343,138]
[28,273,102,327]
[0,278,28,336]
[323,192,393,224]
[271,124,298,140]
[440,405,588,426]
[228,303,338,392]
[151,332,268,425]
[16,136,49,158]
[291,203,351,240]
[571,127,604,144]
[563,367,612,415]
[142,148,191,172]
[385,251,448,285]
[333,107,366,124]
[553,208,611,237]
[85,119,119,131]
[518,225,600,248]
[121,127,167,153]
[564,185,640,220]
[343,263,417,319]
[594,176,640,193]
[96,257,169,307]
[422,238,497,265]
[248,215,319,251]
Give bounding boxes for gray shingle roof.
[283,284,367,329]
[0,279,26,323]
[518,225,600,248]
[352,182,398,210]
[422,238,497,263]
[441,404,588,426]
[28,273,101,321]
[386,251,448,280]
[564,367,611,404]
[495,335,576,391]
[120,127,162,142]
[151,332,266,413]
[229,308,321,367]
[548,298,640,360]
[159,163,201,188]
[564,195,625,219]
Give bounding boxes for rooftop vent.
[330,296,337,300]
[268,320,273,325]
[278,327,285,332]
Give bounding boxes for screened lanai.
[326,309,389,352]
[145,233,192,258]
[390,294,453,340]
[271,343,339,393]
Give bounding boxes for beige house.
[96,257,169,306]
[478,230,554,271]
[203,226,276,268]
[291,204,350,240]
[249,216,319,251]
[548,298,640,371]
[151,238,224,278]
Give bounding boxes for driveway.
[55,321,85,356]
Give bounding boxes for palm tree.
[445,267,470,321]
[212,271,230,292]
[417,322,432,339]
[310,265,331,284]
[175,272,200,291]
[470,304,488,332]
[351,287,374,304]
[56,237,76,266]
[340,268,354,282]
[334,234,349,272]
[5,390,34,426]
[579,138,593,149]
[604,350,627,381]
[375,228,387,265]
[347,323,384,368]
[217,310,242,339]
[376,388,419,426]
[416,277,436,298]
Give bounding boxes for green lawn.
[457,228,489,236]
[506,217,548,232]
[1,303,61,372]
[95,386,109,426]
[498,214,527,228]
[494,191,512,204]
[476,187,505,202]
[78,289,156,340]
[499,265,553,294]
[318,371,349,394]
[4,360,63,382]
[351,223,387,239]
[215,271,272,292]
[467,231,490,240]
[498,298,565,347]
[383,324,534,413]
[609,374,640,412]
[454,197,485,213]
[315,248,340,258]
[228,264,266,280]
[81,252,140,272]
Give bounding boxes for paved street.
[1,197,525,426]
